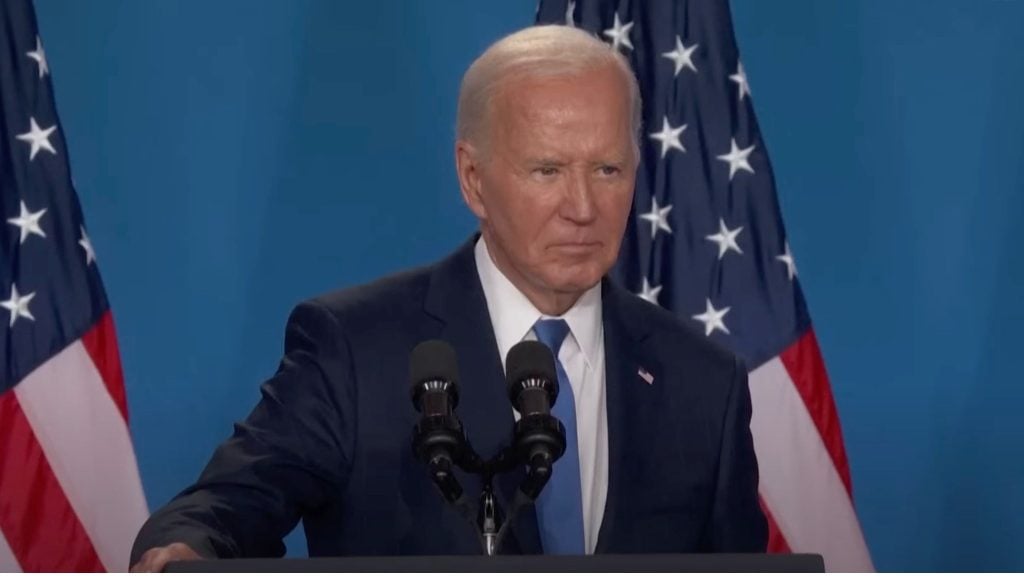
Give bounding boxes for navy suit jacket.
[131,237,767,562]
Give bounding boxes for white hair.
[456,25,642,154]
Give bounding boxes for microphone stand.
[418,437,551,556]
[457,446,518,556]
[479,484,501,555]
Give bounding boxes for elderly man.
[130,24,766,571]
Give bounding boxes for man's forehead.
[496,70,626,118]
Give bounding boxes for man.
[131,24,766,571]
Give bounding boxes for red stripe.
[759,496,792,553]
[80,311,129,422]
[778,329,854,495]
[0,390,106,572]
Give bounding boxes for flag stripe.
[79,311,129,422]
[14,339,148,573]
[758,495,792,553]
[0,530,22,572]
[0,391,105,572]
[779,329,853,495]
[2,2,149,571]
[749,355,872,572]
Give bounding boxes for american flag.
[537,0,872,571]
[0,0,147,571]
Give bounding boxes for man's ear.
[455,140,487,220]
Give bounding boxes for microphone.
[505,340,566,499]
[409,339,467,503]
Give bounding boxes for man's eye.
[535,167,560,176]
[599,165,621,176]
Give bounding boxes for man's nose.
[560,171,597,224]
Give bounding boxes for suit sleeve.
[706,356,768,551]
[130,299,356,564]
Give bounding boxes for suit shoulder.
[298,261,436,327]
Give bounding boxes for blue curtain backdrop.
[32,0,1024,571]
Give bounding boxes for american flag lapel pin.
[638,366,654,385]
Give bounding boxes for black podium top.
[166,553,824,572]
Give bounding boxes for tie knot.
[533,318,570,356]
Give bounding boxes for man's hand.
[129,542,202,572]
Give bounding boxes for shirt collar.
[474,236,602,370]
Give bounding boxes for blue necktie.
[531,319,585,554]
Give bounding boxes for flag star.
[603,13,634,52]
[1,284,36,328]
[7,200,47,244]
[637,277,662,305]
[649,117,687,158]
[16,117,58,161]
[79,226,96,265]
[639,196,672,239]
[662,36,699,76]
[565,0,576,26]
[26,36,49,79]
[693,298,731,337]
[777,242,797,281]
[705,218,743,259]
[730,61,751,101]
[716,138,756,180]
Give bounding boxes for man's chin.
[545,272,604,295]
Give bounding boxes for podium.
[166,553,825,572]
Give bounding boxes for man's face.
[458,64,638,308]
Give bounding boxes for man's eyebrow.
[525,157,567,166]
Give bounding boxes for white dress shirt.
[474,236,608,554]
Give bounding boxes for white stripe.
[749,357,873,572]
[0,531,22,572]
[14,340,149,572]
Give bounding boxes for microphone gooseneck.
[409,340,467,503]
[505,340,567,499]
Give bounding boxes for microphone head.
[505,340,559,410]
[409,339,460,410]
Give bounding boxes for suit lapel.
[594,279,652,553]
[423,236,542,554]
